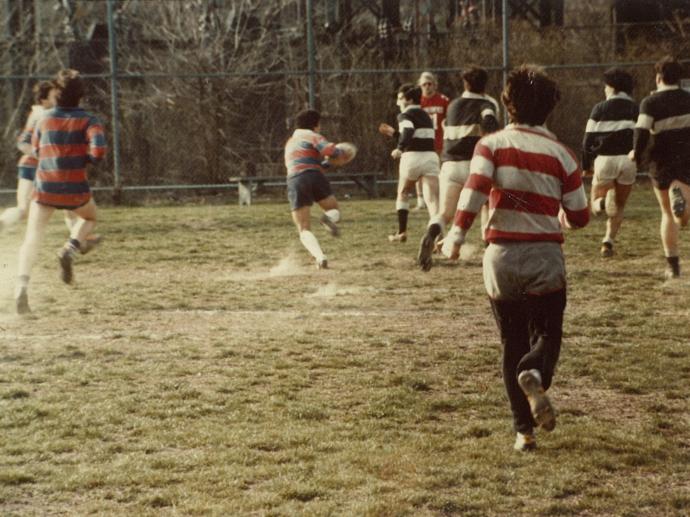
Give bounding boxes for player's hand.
[628,150,636,161]
[378,123,395,137]
[558,208,572,229]
[391,149,402,160]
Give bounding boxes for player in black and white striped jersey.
[387,84,442,271]
[631,56,690,279]
[437,66,500,259]
[582,67,638,258]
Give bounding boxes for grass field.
[0,183,689,516]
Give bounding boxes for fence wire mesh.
[1,1,689,199]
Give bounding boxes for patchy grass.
[0,182,688,515]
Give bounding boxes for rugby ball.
[329,142,357,167]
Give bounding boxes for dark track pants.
[489,288,567,434]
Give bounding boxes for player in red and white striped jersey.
[448,65,589,452]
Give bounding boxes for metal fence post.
[306,0,316,109]
[106,0,123,203]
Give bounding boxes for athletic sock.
[299,230,325,261]
[68,238,81,251]
[427,222,442,239]
[324,208,340,223]
[397,209,409,234]
[666,256,680,276]
[17,275,29,288]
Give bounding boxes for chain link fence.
[1,1,689,202]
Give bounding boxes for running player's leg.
[590,177,613,216]
[414,180,426,210]
[56,199,97,284]
[16,201,55,312]
[288,172,328,268]
[654,186,681,278]
[604,181,633,246]
[68,199,97,248]
[0,178,34,230]
[669,179,690,227]
[292,206,327,268]
[421,174,439,218]
[418,172,442,271]
[439,174,463,227]
[390,175,415,242]
[317,195,341,237]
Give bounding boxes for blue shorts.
[18,165,36,181]
[287,170,333,210]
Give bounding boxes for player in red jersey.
[417,71,449,210]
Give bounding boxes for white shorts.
[593,155,637,186]
[399,151,440,182]
[440,160,471,187]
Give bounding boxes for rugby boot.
[670,186,686,219]
[514,432,537,452]
[319,214,340,237]
[58,244,76,284]
[518,369,556,432]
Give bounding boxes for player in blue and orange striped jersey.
[284,109,350,269]
[15,69,107,314]
[0,81,54,231]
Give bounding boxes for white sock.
[324,208,340,223]
[430,214,445,232]
[0,207,22,229]
[592,197,605,215]
[395,200,410,211]
[299,230,325,261]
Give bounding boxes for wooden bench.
[228,172,381,205]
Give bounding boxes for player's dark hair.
[33,81,54,104]
[462,66,488,93]
[501,65,560,126]
[54,69,84,107]
[603,68,633,95]
[295,109,320,130]
[655,56,683,85]
[398,83,422,104]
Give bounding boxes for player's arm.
[449,142,495,247]
[17,131,33,156]
[86,118,107,164]
[378,123,399,139]
[396,117,414,151]
[17,114,37,155]
[581,105,600,172]
[631,99,653,165]
[31,123,41,159]
[480,106,499,135]
[560,159,589,229]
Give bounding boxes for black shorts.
[287,170,332,210]
[650,163,690,190]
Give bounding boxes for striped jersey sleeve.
[284,129,341,176]
[455,125,588,243]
